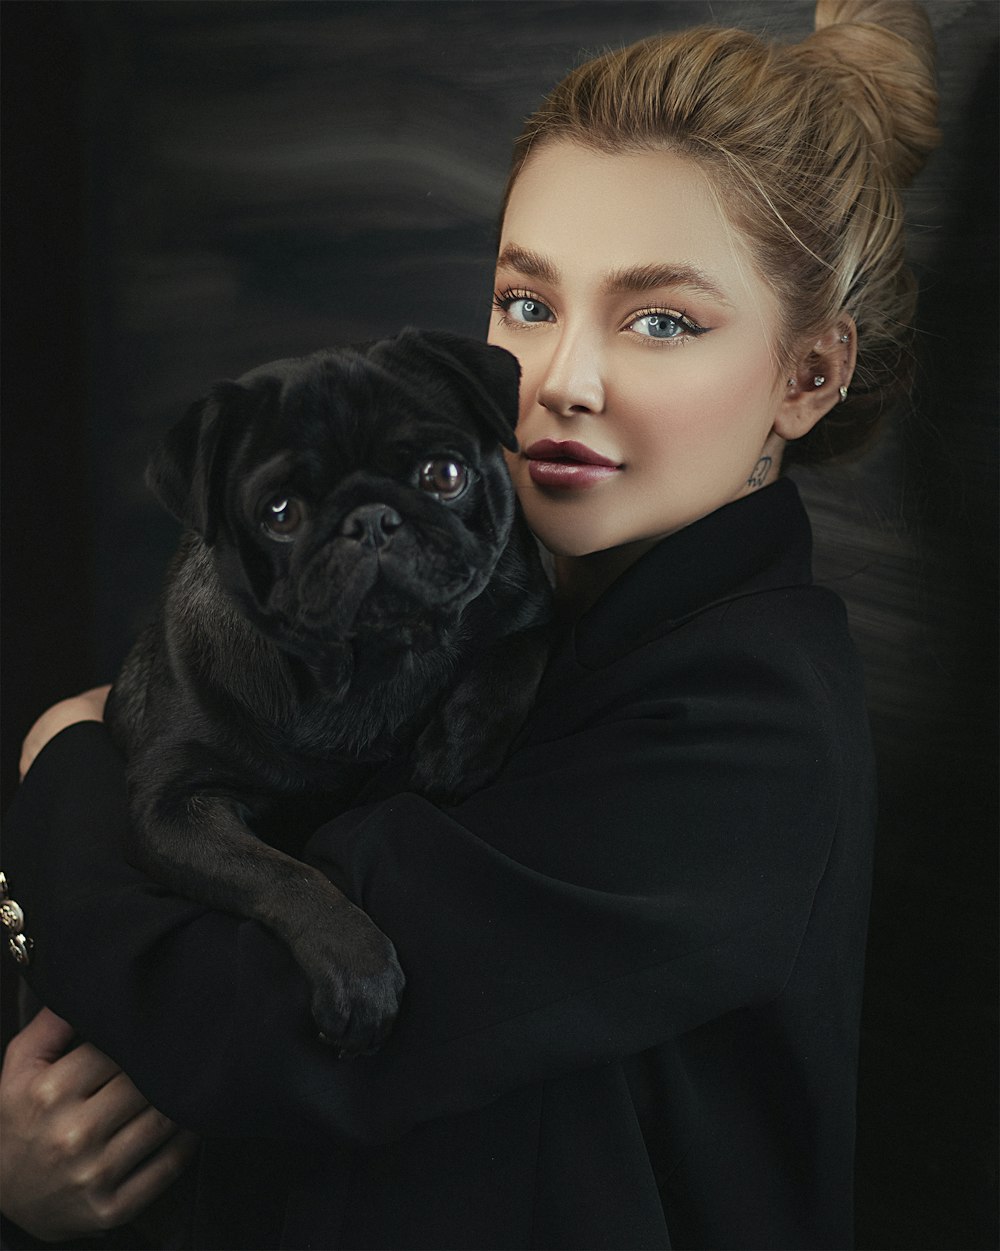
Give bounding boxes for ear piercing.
[800,333,848,393]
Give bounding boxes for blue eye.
[632,313,686,340]
[513,298,552,322]
[493,291,554,325]
[628,309,710,342]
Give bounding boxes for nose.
[339,503,403,547]
[536,329,606,418]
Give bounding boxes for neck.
[553,537,659,622]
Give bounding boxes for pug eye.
[261,494,306,541]
[418,458,468,501]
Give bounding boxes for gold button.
[0,900,24,935]
[8,934,31,966]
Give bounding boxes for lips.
[523,438,622,489]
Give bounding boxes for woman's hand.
[0,1007,199,1242]
[19,685,111,780]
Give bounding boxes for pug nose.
[339,503,404,547]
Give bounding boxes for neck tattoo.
[746,456,772,490]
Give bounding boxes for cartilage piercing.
[813,375,825,387]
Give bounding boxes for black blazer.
[3,479,876,1250]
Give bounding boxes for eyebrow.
[601,262,730,306]
[495,244,559,284]
[496,244,730,306]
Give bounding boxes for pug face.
[148,330,522,666]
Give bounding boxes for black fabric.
[2,479,876,1250]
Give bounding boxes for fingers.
[98,1130,200,1231]
[3,1007,77,1072]
[32,1048,164,1138]
[34,1055,193,1192]
[84,1070,153,1137]
[53,1041,124,1096]
[21,1043,123,1118]
[101,1105,192,1188]
[0,1014,198,1243]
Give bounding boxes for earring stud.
[839,385,849,403]
[839,333,850,344]
[813,375,825,387]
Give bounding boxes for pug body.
[106,330,551,1054]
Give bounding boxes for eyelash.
[492,287,545,333]
[492,287,710,344]
[629,305,708,339]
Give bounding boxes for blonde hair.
[501,0,941,463]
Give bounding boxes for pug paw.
[297,907,405,1056]
[410,737,508,804]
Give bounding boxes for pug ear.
[145,381,246,543]
[396,328,521,451]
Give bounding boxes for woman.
[1,1,939,1247]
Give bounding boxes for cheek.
[613,368,720,451]
[711,355,782,419]
[618,352,779,453]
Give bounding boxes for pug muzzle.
[106,328,552,1055]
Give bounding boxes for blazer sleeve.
[1,623,848,1145]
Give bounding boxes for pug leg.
[410,628,550,802]
[125,779,404,1054]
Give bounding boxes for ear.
[395,328,522,451]
[773,317,857,442]
[145,381,246,543]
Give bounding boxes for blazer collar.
[570,478,815,669]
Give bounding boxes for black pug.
[105,329,551,1056]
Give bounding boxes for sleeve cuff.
[1,720,129,985]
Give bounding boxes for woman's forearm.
[5,622,845,1147]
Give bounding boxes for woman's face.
[488,142,790,558]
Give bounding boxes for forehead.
[499,141,776,313]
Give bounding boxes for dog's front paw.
[409,739,505,805]
[299,904,405,1056]
[407,745,466,805]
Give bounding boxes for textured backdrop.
[2,3,997,1247]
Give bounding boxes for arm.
[2,686,198,1241]
[3,619,851,1146]
[18,685,109,779]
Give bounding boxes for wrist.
[19,686,110,780]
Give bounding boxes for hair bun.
[795,0,940,185]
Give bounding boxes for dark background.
[2,2,996,1247]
